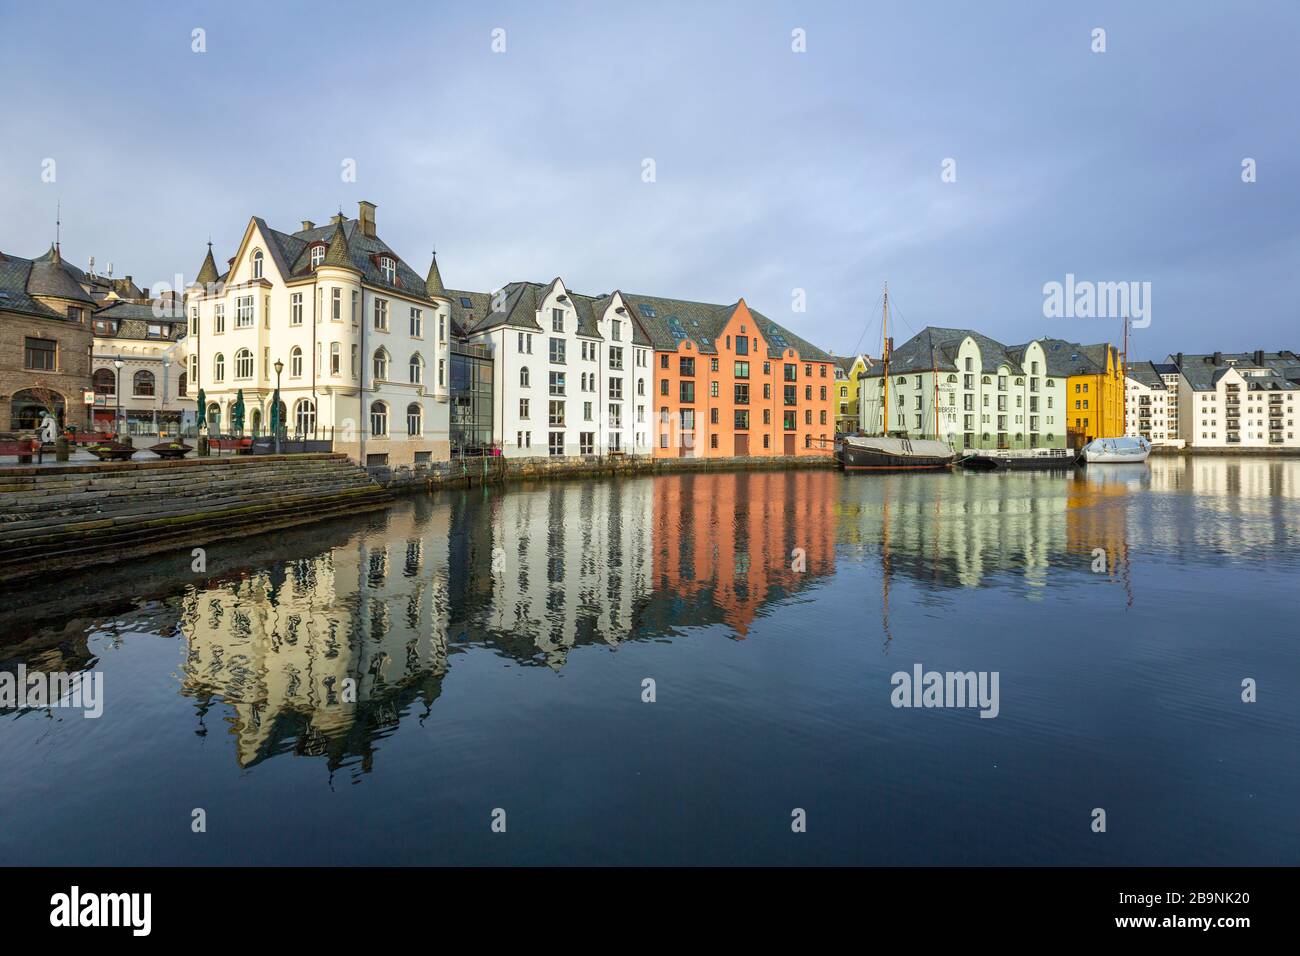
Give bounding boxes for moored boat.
[958,447,1076,471]
[1081,435,1150,463]
[842,435,956,471]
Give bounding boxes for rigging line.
[888,290,918,340]
[849,288,885,359]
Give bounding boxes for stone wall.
[0,306,93,432]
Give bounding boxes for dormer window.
[252,249,264,279]
[310,245,325,269]
[380,257,396,282]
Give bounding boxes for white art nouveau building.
[446,278,653,458]
[183,203,451,465]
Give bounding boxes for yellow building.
[833,354,873,433]
[1042,340,1125,446]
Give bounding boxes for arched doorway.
[10,388,65,431]
[250,408,262,437]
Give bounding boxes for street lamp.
[159,359,169,437]
[273,359,284,454]
[113,358,124,437]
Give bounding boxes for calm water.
[1,458,1298,865]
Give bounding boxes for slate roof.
[1173,352,1300,391]
[447,280,653,347]
[1126,360,1166,390]
[617,292,831,362]
[224,216,438,304]
[1038,337,1108,377]
[863,327,1025,377]
[0,249,94,319]
[94,300,186,340]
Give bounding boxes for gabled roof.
[1126,360,1167,390]
[1038,337,1107,377]
[218,216,437,304]
[616,292,832,362]
[1173,352,1300,391]
[864,327,1025,377]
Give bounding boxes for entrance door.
[735,434,749,456]
[783,434,796,455]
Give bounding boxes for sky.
[1,0,1296,361]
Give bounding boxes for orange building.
[621,295,835,457]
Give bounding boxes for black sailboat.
[841,282,957,472]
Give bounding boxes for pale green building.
[859,327,1068,450]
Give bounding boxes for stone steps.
[0,454,392,580]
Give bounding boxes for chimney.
[1254,349,1265,365]
[301,220,315,232]
[358,200,377,238]
[1212,351,1222,365]
[330,213,345,226]
[1175,352,1183,367]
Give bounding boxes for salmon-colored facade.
[651,469,837,635]
[646,300,834,458]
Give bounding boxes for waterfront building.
[832,354,873,433]
[1167,351,1300,449]
[0,244,94,431]
[1039,339,1124,446]
[1124,360,1174,445]
[624,294,835,458]
[182,203,452,465]
[90,300,193,436]
[859,328,1067,450]
[445,279,654,458]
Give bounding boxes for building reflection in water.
[6,455,1299,774]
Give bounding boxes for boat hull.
[841,438,955,472]
[959,452,1077,471]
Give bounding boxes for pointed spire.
[196,241,219,285]
[426,248,444,295]
[322,220,357,270]
[49,241,61,265]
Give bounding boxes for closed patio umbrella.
[232,389,246,435]
[196,388,206,429]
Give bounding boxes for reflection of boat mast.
[880,476,893,650]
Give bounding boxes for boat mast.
[1121,315,1128,436]
[881,281,890,437]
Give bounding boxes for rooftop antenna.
[55,200,61,255]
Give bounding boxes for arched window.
[294,398,316,436]
[982,376,992,385]
[380,257,396,282]
[310,245,325,269]
[409,353,423,384]
[373,348,389,381]
[207,403,222,432]
[213,353,225,382]
[370,400,388,437]
[177,371,188,397]
[520,366,530,388]
[234,348,254,379]
[290,346,303,378]
[93,368,116,395]
[250,407,261,436]
[252,249,264,279]
[406,402,422,436]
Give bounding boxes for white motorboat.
[1081,435,1150,463]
